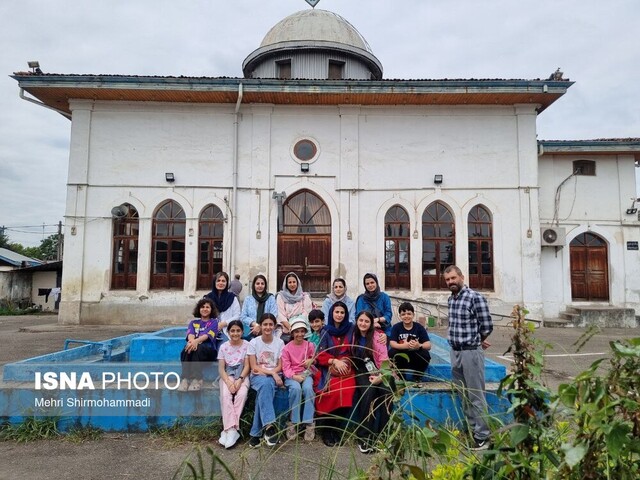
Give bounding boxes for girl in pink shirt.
[281,316,316,441]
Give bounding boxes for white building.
[12,9,640,325]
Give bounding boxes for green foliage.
[150,418,223,447]
[1,233,61,261]
[364,305,639,480]
[173,446,238,480]
[554,337,640,479]
[0,416,60,442]
[0,300,41,316]
[65,425,104,443]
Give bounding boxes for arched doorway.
[570,232,609,301]
[277,190,331,295]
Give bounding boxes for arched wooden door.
[277,190,331,296]
[570,232,609,301]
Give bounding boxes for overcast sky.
[1,0,638,246]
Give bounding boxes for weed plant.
[0,416,60,442]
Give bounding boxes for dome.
[243,9,383,80]
[260,10,372,53]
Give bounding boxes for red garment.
[315,335,356,415]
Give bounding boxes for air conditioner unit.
[540,226,566,247]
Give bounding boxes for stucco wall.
[31,271,59,311]
[57,100,637,324]
[0,271,31,306]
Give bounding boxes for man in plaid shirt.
[443,265,493,451]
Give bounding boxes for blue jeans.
[249,373,277,437]
[285,376,315,424]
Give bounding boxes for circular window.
[292,138,319,163]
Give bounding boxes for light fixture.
[434,174,443,184]
[27,61,42,74]
[165,172,175,183]
[300,162,310,173]
[626,198,639,215]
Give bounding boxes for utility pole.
[56,221,63,261]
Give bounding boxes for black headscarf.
[325,301,353,338]
[205,272,236,313]
[251,274,273,321]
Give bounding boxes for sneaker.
[188,379,203,391]
[264,424,278,447]
[470,438,489,451]
[304,422,315,442]
[322,431,337,447]
[358,442,374,454]
[218,430,228,446]
[248,436,261,448]
[177,379,189,392]
[225,428,241,449]
[286,422,297,441]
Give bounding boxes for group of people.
[178,266,493,452]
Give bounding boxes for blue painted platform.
[0,328,509,432]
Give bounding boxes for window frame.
[111,204,139,290]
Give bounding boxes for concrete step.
[544,318,574,328]
[559,311,579,323]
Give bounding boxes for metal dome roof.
[243,9,383,79]
[260,9,373,53]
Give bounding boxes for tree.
[0,230,10,249]
[38,234,62,261]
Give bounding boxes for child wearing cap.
[281,315,317,442]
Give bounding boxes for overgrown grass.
[150,418,224,447]
[65,424,104,443]
[0,416,60,442]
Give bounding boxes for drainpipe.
[19,88,72,119]
[229,83,243,276]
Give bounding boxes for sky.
[1,0,638,247]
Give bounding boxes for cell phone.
[407,334,417,342]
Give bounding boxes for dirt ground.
[0,314,637,479]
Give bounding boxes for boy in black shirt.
[389,302,431,382]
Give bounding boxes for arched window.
[111,204,139,290]
[467,205,493,290]
[198,204,225,290]
[277,189,332,294]
[283,190,331,234]
[151,200,185,290]
[422,201,455,289]
[384,205,410,290]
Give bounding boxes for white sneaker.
[218,430,228,446]
[225,428,241,449]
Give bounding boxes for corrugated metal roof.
[12,73,573,117]
[0,248,43,267]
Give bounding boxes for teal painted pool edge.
[1,330,509,431]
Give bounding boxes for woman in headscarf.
[276,272,313,341]
[321,278,356,324]
[205,271,241,340]
[355,273,393,337]
[241,274,278,338]
[314,301,357,446]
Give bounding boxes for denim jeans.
[249,373,277,437]
[285,376,315,424]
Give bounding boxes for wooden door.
[570,233,609,301]
[278,235,331,295]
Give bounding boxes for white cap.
[289,317,309,334]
